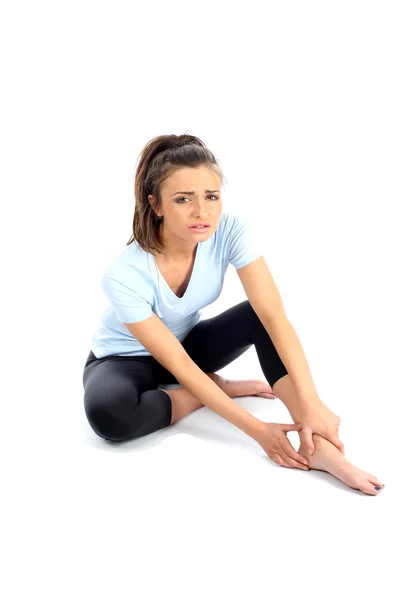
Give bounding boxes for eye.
[176,195,220,203]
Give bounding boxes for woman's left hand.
[299,399,345,456]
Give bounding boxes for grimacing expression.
[150,166,223,237]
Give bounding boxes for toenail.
[374,486,381,490]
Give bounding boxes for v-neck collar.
[152,242,201,301]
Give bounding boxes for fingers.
[332,437,345,455]
[273,454,287,467]
[281,423,302,432]
[300,426,315,455]
[281,437,309,466]
[273,454,309,471]
[282,456,310,470]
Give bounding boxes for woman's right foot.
[298,433,385,495]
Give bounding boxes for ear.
[148,195,161,218]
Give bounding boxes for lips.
[189,223,210,228]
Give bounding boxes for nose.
[192,200,212,218]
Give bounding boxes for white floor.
[4,342,397,600]
[3,3,399,596]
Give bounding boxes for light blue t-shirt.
[91,211,263,358]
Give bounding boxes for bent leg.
[83,358,172,442]
[160,386,203,424]
[168,300,289,388]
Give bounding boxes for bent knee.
[85,399,137,442]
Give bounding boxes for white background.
[1,1,399,598]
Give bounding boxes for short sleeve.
[101,268,153,324]
[229,214,263,270]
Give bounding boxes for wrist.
[250,419,269,442]
[298,393,322,408]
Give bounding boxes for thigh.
[154,300,257,382]
[83,356,158,420]
[83,354,158,393]
[83,356,168,441]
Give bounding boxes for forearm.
[260,315,320,405]
[176,361,265,440]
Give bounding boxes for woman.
[82,133,384,495]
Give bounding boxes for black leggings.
[82,300,288,442]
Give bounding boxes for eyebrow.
[171,189,220,196]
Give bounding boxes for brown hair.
[126,132,226,255]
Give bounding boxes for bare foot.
[207,373,276,399]
[298,433,385,495]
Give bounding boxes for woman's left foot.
[298,433,385,495]
[207,372,276,399]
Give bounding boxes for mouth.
[188,224,211,230]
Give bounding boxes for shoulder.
[101,243,154,300]
[219,211,256,243]
[217,211,240,238]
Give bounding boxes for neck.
[156,222,198,264]
[154,246,197,265]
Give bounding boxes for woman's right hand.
[255,422,310,470]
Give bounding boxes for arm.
[258,315,320,404]
[123,314,265,440]
[236,256,320,406]
[236,256,345,455]
[174,361,265,439]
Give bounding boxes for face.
[149,165,223,245]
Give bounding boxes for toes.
[359,471,385,491]
[256,381,274,394]
[360,481,383,495]
[366,473,385,490]
[370,480,384,489]
[254,381,276,398]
